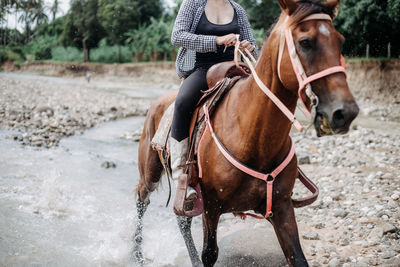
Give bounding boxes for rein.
[199,13,340,219]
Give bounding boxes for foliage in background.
[28,34,58,60]
[35,16,64,38]
[126,16,176,61]
[90,38,132,63]
[98,0,140,62]
[1,0,400,64]
[335,0,400,57]
[0,45,25,64]
[236,0,281,30]
[60,0,106,62]
[51,46,82,62]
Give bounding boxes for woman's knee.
[174,94,193,115]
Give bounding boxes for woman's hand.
[240,40,254,52]
[216,33,238,47]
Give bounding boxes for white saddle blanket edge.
[150,102,175,154]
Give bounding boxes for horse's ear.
[278,0,298,16]
[324,0,340,18]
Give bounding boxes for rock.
[339,238,350,246]
[382,256,400,267]
[302,232,320,240]
[382,173,392,179]
[381,251,396,259]
[367,227,383,243]
[333,209,348,218]
[328,258,341,267]
[101,161,117,169]
[381,214,389,220]
[391,193,399,200]
[36,106,54,117]
[310,260,321,267]
[382,223,397,234]
[298,155,311,164]
[314,223,325,229]
[357,257,371,266]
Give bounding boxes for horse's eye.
[299,39,312,50]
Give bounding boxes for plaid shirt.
[172,0,259,78]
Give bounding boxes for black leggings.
[171,68,209,141]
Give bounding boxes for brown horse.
[133,0,359,266]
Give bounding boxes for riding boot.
[169,137,197,207]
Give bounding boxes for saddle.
[151,61,251,216]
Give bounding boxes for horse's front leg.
[270,199,308,267]
[176,215,203,267]
[201,208,221,267]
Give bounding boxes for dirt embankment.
[346,60,400,104]
[4,59,400,101]
[2,61,181,85]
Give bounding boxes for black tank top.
[195,10,240,69]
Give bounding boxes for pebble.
[391,193,399,200]
[381,251,396,259]
[333,209,348,218]
[310,260,321,267]
[101,161,117,169]
[298,155,311,164]
[382,223,397,234]
[328,258,341,267]
[302,232,320,240]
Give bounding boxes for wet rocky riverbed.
[0,71,399,266]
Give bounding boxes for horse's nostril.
[332,109,345,128]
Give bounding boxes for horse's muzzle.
[314,101,359,137]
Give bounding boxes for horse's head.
[275,0,359,136]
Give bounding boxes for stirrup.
[173,174,203,217]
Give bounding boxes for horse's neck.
[237,45,298,162]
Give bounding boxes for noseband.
[236,13,347,131]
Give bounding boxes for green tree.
[50,0,58,22]
[1,0,20,45]
[136,0,163,25]
[387,0,400,57]
[98,0,140,62]
[334,0,398,57]
[30,0,48,26]
[125,16,175,61]
[60,0,106,62]
[235,0,280,30]
[17,0,49,43]
[50,0,59,34]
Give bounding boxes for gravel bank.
[293,125,400,266]
[0,75,153,148]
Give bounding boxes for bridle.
[235,12,347,131]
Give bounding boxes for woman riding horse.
[170,0,259,207]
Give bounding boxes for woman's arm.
[171,0,217,53]
[237,5,259,58]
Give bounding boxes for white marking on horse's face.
[319,24,330,36]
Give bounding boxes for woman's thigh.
[175,68,208,113]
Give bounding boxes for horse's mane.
[272,0,335,35]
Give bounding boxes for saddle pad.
[151,102,174,154]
